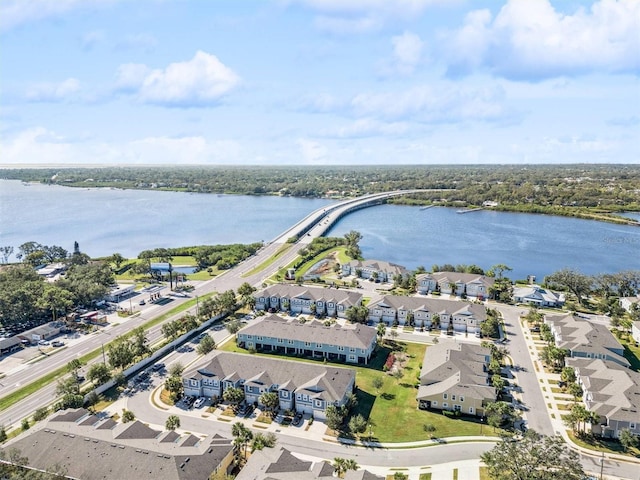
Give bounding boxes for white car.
[193,397,207,409]
[38,340,50,346]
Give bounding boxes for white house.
[513,285,565,307]
[416,272,494,300]
[341,259,408,283]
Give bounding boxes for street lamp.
[599,451,605,480]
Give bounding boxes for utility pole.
[599,451,605,480]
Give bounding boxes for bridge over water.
[273,189,426,245]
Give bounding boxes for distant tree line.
[3,165,638,216]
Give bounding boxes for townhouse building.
[5,408,234,480]
[236,446,384,480]
[236,314,377,364]
[566,358,640,439]
[341,259,408,283]
[417,343,494,417]
[367,295,487,333]
[545,313,630,368]
[416,272,494,300]
[254,284,363,319]
[182,352,355,420]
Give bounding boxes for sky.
[0,0,638,165]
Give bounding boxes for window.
[443,393,448,400]
[348,355,356,361]
[338,346,344,351]
[349,347,356,352]
[442,402,448,408]
[454,405,461,412]
[460,396,464,402]
[451,395,456,401]
[469,407,474,414]
[257,336,262,341]
[277,338,284,343]
[288,339,294,344]
[246,335,253,339]
[631,422,636,429]
[432,401,438,407]
[316,343,322,348]
[281,391,288,398]
[305,342,311,347]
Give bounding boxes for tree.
[344,230,363,259]
[560,367,576,385]
[225,319,242,334]
[231,422,253,460]
[121,409,135,423]
[482,430,584,480]
[488,264,512,279]
[32,407,50,422]
[21,418,30,431]
[161,320,181,340]
[109,253,126,270]
[223,386,245,410]
[237,282,256,308]
[372,376,384,394]
[393,473,408,480]
[165,415,181,431]
[168,362,184,377]
[325,405,345,431]
[0,246,14,264]
[197,335,216,355]
[259,391,280,417]
[619,428,639,452]
[485,401,519,430]
[332,457,358,478]
[491,374,506,393]
[87,362,111,386]
[130,326,149,358]
[56,376,81,396]
[250,432,277,452]
[164,375,183,403]
[107,336,135,370]
[345,305,369,324]
[348,414,367,435]
[545,268,592,305]
[376,322,386,343]
[37,284,74,323]
[66,359,84,378]
[0,426,7,443]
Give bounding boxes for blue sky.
[1,0,638,165]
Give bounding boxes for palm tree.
[232,422,253,460]
[376,322,386,344]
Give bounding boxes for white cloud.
[0,0,119,33]
[319,118,409,138]
[25,78,82,102]
[115,33,158,52]
[293,92,346,113]
[378,31,424,75]
[114,51,241,107]
[287,0,456,34]
[0,127,243,164]
[80,30,106,50]
[350,84,518,124]
[297,138,328,163]
[442,0,640,79]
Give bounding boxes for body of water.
[326,204,640,281]
[0,180,332,261]
[1,180,638,280]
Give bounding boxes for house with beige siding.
[182,351,355,420]
[513,285,565,307]
[367,295,487,333]
[254,284,362,319]
[416,272,494,300]
[237,314,377,364]
[545,313,630,368]
[341,259,408,283]
[417,343,494,417]
[566,358,640,438]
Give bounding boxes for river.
[1,180,638,280]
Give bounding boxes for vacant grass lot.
[220,339,489,442]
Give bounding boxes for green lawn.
[619,337,640,372]
[220,339,492,443]
[568,431,640,458]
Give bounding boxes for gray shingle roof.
[255,284,362,307]
[566,358,640,425]
[239,315,376,350]
[184,352,355,405]
[417,272,495,288]
[3,409,233,480]
[369,295,487,321]
[417,343,494,402]
[545,313,630,367]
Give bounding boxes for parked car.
[38,340,50,346]
[139,299,146,306]
[51,340,64,347]
[151,363,165,372]
[193,397,206,409]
